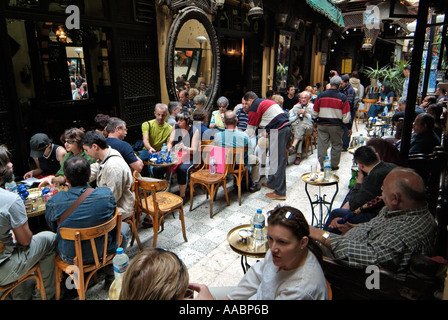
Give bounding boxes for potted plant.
[363,61,408,98]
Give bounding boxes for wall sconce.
[226,38,240,55]
[248,0,264,20]
[290,18,300,31]
[215,0,225,9]
[196,35,207,49]
[276,13,288,25]
[326,28,333,38]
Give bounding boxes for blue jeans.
[323,208,377,234]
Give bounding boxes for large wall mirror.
[165,7,220,111]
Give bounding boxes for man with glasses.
[106,117,143,173]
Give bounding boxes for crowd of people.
[0,62,446,301]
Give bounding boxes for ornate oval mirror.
[165,6,220,111]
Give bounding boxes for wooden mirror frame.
[165,6,220,111]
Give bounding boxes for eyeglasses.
[218,105,227,108]
[64,139,77,144]
[268,204,300,222]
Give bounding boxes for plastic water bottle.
[209,156,216,174]
[359,134,364,146]
[4,181,17,193]
[113,248,129,282]
[323,156,331,181]
[382,106,387,116]
[160,143,168,161]
[253,209,266,247]
[110,248,129,299]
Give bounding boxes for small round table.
[227,224,267,274]
[146,159,176,192]
[301,172,339,229]
[25,185,69,218]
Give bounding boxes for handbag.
[57,188,94,226]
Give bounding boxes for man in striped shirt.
[310,167,436,273]
[313,76,351,170]
[244,91,290,200]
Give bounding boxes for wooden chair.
[227,146,249,206]
[189,145,231,218]
[303,133,315,157]
[54,209,122,300]
[357,98,377,126]
[134,176,187,247]
[0,262,46,300]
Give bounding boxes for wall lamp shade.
[74,48,83,55]
[377,0,408,23]
[215,0,225,8]
[196,36,207,47]
[248,0,264,20]
[276,13,288,25]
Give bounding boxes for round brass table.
[25,185,69,218]
[301,172,339,229]
[227,224,267,273]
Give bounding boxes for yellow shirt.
[141,119,172,151]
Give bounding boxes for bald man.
[310,167,436,272]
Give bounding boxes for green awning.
[305,0,345,27]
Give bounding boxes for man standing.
[244,91,291,200]
[313,76,351,170]
[139,103,172,161]
[310,167,436,273]
[288,91,315,165]
[214,111,260,192]
[0,145,56,299]
[106,117,143,173]
[402,64,411,100]
[339,74,356,151]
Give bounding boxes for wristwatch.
[321,231,330,244]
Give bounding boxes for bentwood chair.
[134,177,187,247]
[0,262,46,300]
[189,145,231,218]
[54,209,122,300]
[227,146,249,206]
[357,98,377,126]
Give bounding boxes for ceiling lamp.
[248,0,264,20]
[377,0,408,23]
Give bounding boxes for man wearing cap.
[313,76,351,170]
[23,133,67,179]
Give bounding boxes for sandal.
[294,157,302,165]
[288,145,296,154]
[142,217,153,229]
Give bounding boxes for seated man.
[106,117,143,173]
[138,103,172,177]
[288,91,314,165]
[310,167,436,273]
[214,111,260,192]
[45,156,120,265]
[409,113,441,154]
[323,146,397,234]
[0,145,56,300]
[81,131,135,224]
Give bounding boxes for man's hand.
[188,283,216,300]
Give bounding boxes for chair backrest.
[135,177,168,212]
[58,208,122,270]
[200,144,232,175]
[228,146,248,175]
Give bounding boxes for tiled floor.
[83,123,368,300]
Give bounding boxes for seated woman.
[190,205,329,300]
[23,133,67,179]
[209,96,228,131]
[119,248,190,300]
[167,110,200,203]
[192,108,215,141]
[38,127,95,188]
[366,83,395,118]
